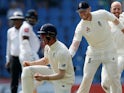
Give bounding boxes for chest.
[82,19,109,37]
[45,48,58,64]
[10,31,19,41]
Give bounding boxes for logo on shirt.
[88,58,92,63]
[24,28,29,32]
[98,21,102,26]
[86,27,90,33]
[53,52,55,57]
[62,64,66,67]
[112,57,115,60]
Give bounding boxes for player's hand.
[34,73,44,81]
[5,62,10,68]
[23,61,31,67]
[121,28,124,33]
[5,62,10,72]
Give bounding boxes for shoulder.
[92,9,108,15]
[20,21,31,32]
[21,21,31,29]
[57,41,70,56]
[44,45,50,52]
[121,12,124,15]
[7,27,15,33]
[119,12,124,23]
[120,12,124,17]
[76,19,84,29]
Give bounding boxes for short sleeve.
[44,45,49,58]
[57,52,70,70]
[21,27,30,37]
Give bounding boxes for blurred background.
[0,0,124,93]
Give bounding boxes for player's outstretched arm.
[69,40,80,57]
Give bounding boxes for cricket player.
[19,9,40,64]
[21,23,75,93]
[19,9,40,93]
[101,1,124,93]
[5,11,24,93]
[69,1,124,93]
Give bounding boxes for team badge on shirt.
[88,58,92,63]
[86,27,90,33]
[62,64,66,67]
[53,52,55,57]
[24,28,29,32]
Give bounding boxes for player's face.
[40,34,49,45]
[12,19,23,29]
[27,18,37,26]
[78,8,91,20]
[111,3,122,18]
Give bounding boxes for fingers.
[23,61,30,67]
[5,62,10,68]
[34,73,42,81]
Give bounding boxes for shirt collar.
[49,40,59,50]
[13,27,19,32]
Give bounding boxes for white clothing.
[101,13,124,93]
[21,40,75,93]
[19,21,40,63]
[44,41,75,85]
[69,9,121,93]
[74,10,116,49]
[6,27,20,62]
[109,15,124,55]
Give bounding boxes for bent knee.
[102,85,110,92]
[21,67,32,78]
[101,82,110,92]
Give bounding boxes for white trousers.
[77,55,122,93]
[21,65,72,93]
[101,55,124,93]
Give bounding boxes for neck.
[87,13,92,21]
[48,39,56,46]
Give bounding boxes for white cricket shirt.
[109,12,124,55]
[74,10,117,57]
[19,21,40,53]
[44,40,75,85]
[6,27,20,62]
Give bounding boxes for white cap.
[9,11,24,20]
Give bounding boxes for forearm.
[34,70,65,81]
[69,40,80,57]
[113,19,124,33]
[6,39,10,62]
[48,71,65,80]
[41,73,64,80]
[30,57,48,66]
